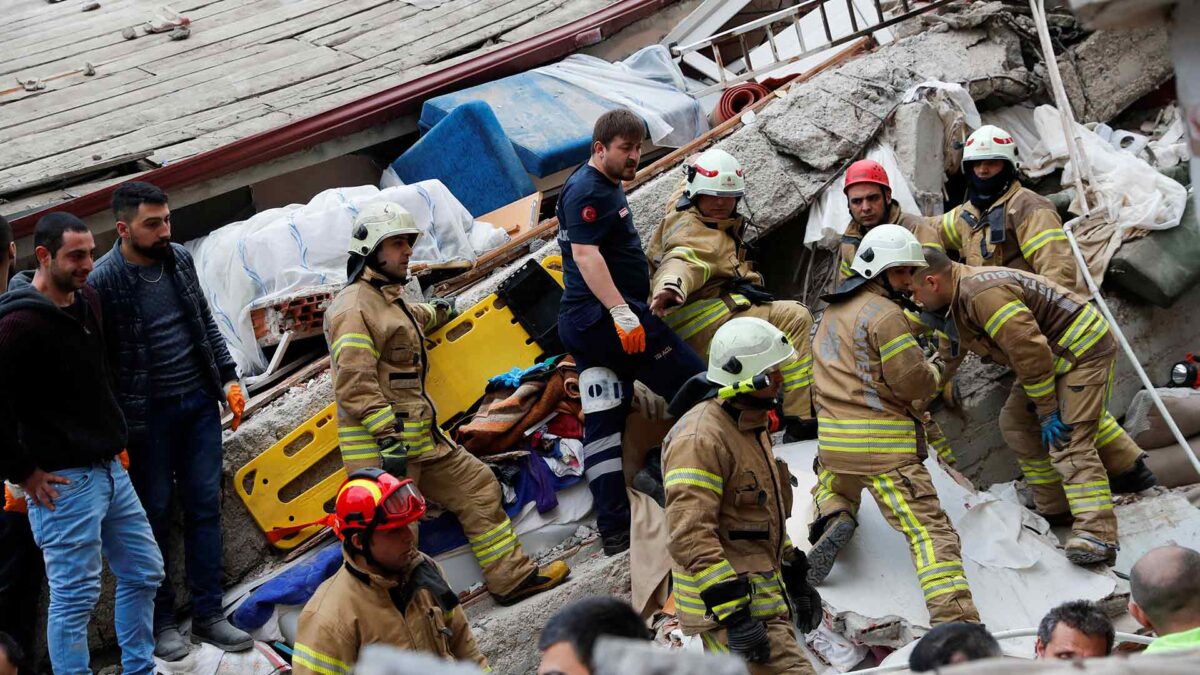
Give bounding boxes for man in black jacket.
[0,213,164,675]
[90,182,251,659]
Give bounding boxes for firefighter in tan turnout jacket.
[648,148,816,441]
[663,317,824,674]
[911,252,1157,565]
[932,125,1082,294]
[323,202,569,605]
[807,225,979,626]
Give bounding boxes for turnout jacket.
[933,181,1079,292]
[943,264,1114,419]
[813,280,940,475]
[648,178,763,305]
[323,268,456,468]
[663,398,795,634]
[293,550,489,674]
[838,202,935,280]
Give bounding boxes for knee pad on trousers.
[580,367,625,414]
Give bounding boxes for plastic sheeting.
[983,104,1188,233]
[534,45,709,148]
[803,143,920,247]
[186,181,508,375]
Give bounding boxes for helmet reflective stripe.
[962,124,1018,169]
[706,317,795,387]
[686,148,746,199]
[580,367,624,414]
[851,224,927,279]
[347,201,421,258]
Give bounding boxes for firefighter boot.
[493,560,571,606]
[1109,456,1157,494]
[807,512,857,585]
[1065,534,1118,566]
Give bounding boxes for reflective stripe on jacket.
[948,264,1113,419]
[293,551,489,674]
[663,398,795,634]
[323,268,456,467]
[813,281,940,475]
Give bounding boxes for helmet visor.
[377,480,426,528]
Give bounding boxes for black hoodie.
[0,272,127,484]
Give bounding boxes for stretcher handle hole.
[241,469,257,496]
[279,451,344,504]
[283,431,315,457]
[446,320,474,342]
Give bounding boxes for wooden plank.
[335,0,498,60]
[298,0,426,46]
[0,150,152,199]
[388,0,566,70]
[0,0,147,44]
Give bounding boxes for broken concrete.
[1059,25,1174,124]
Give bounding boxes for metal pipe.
[1027,0,1200,476]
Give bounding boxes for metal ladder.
[670,0,958,96]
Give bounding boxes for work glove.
[1040,410,1073,450]
[380,439,409,478]
[781,548,824,633]
[632,381,669,420]
[430,297,458,321]
[725,610,772,664]
[225,381,246,431]
[609,304,646,354]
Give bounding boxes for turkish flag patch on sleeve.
[582,205,597,223]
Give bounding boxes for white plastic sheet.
[534,45,709,148]
[186,181,508,375]
[803,143,920,247]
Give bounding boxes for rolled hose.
[711,82,771,125]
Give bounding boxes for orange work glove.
[609,304,646,355]
[225,382,246,431]
[118,449,130,470]
[4,484,27,514]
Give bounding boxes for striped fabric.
[1052,305,1109,374]
[469,518,519,567]
[941,209,963,250]
[663,294,748,341]
[1020,228,1068,258]
[879,333,920,364]
[817,418,918,455]
[292,643,351,675]
[665,467,724,496]
[781,354,814,392]
[984,299,1030,338]
[1064,480,1113,516]
[673,560,738,619]
[1019,457,1062,486]
[330,332,379,362]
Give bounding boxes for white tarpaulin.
[535,45,708,148]
[804,142,920,247]
[186,181,508,375]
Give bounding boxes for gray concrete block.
[1059,26,1173,124]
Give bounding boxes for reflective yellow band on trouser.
[338,425,382,462]
[781,354,813,392]
[330,332,379,363]
[665,467,725,495]
[818,418,917,454]
[879,333,920,363]
[814,468,839,505]
[918,559,970,600]
[869,473,936,569]
[401,419,436,458]
[700,632,730,653]
[1065,480,1113,515]
[985,299,1031,338]
[1095,413,1122,448]
[293,643,351,675]
[1022,374,1056,399]
[469,518,519,566]
[1020,228,1068,257]
[1019,458,1062,486]
[664,297,730,341]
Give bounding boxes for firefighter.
[806,225,979,625]
[910,251,1157,565]
[933,125,1081,293]
[557,109,707,556]
[323,202,569,606]
[663,317,823,674]
[647,148,816,442]
[836,159,956,464]
[293,469,490,673]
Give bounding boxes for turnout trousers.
[665,297,815,420]
[999,354,1136,545]
[809,461,979,625]
[698,617,817,675]
[409,445,536,596]
[559,301,705,538]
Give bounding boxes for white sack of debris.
[185,180,508,375]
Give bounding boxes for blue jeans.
[128,388,225,629]
[27,458,164,675]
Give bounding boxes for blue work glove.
[1040,410,1073,449]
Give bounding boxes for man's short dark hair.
[111,181,168,223]
[1038,600,1114,654]
[0,631,26,671]
[34,212,89,258]
[922,247,953,274]
[537,597,651,668]
[909,622,1002,672]
[1131,545,1200,628]
[592,109,646,149]
[0,213,12,258]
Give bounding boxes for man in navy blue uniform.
[557,109,706,555]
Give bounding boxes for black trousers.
[0,509,45,666]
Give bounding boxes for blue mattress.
[419,72,621,178]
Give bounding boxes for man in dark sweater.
[90,182,251,659]
[0,213,164,675]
